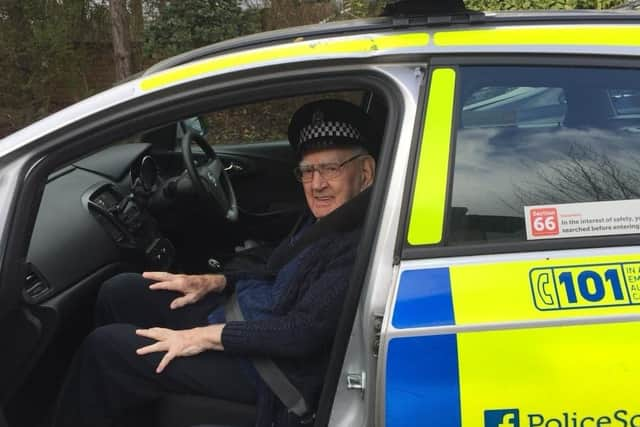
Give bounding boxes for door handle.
[224,162,244,172]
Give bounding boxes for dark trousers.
[53,273,257,427]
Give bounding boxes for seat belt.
[224,293,314,424]
[221,189,370,424]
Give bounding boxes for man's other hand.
[143,272,226,309]
[135,325,225,373]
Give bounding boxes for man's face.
[300,147,374,219]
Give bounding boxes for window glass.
[610,89,640,117]
[448,66,640,245]
[462,86,565,128]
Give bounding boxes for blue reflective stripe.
[386,335,461,427]
[392,268,455,328]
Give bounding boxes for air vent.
[24,264,50,300]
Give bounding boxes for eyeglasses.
[293,153,365,183]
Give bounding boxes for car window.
[462,86,566,128]
[610,89,640,117]
[199,91,365,145]
[448,66,640,245]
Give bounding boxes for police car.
[1,1,640,426]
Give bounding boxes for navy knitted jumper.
[220,225,362,427]
[208,217,313,325]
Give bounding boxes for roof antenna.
[381,0,469,16]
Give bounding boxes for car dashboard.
[25,143,172,303]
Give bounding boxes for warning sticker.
[524,199,640,240]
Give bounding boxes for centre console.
[83,183,175,270]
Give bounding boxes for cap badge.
[311,109,324,125]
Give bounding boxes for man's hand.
[143,272,226,309]
[136,325,225,373]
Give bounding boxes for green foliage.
[0,0,630,138]
[343,0,375,17]
[0,0,109,135]
[465,0,626,10]
[261,0,334,31]
[332,0,387,20]
[143,0,261,61]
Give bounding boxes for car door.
[0,52,419,425]
[380,61,640,427]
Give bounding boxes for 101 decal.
[529,262,640,310]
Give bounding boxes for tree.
[465,0,626,10]
[332,0,387,20]
[109,0,132,80]
[0,0,104,134]
[512,142,640,211]
[262,0,334,30]
[144,0,260,61]
[130,0,144,71]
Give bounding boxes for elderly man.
[54,99,376,427]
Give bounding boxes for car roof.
[136,12,640,95]
[144,8,640,75]
[3,4,640,153]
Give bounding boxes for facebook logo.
[484,409,520,427]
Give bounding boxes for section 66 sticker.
[529,262,640,310]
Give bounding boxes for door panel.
[216,142,306,252]
[0,308,42,404]
[382,63,640,427]
[216,141,305,230]
[383,250,640,427]
[153,140,303,223]
[151,141,304,271]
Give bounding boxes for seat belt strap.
[224,293,311,419]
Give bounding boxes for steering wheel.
[181,131,238,222]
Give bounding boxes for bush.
[465,0,626,10]
[144,0,261,61]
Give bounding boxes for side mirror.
[182,117,207,136]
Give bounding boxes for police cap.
[288,99,375,157]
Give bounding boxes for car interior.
[3,86,390,427]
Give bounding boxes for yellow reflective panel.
[407,67,456,246]
[435,25,640,46]
[449,253,640,325]
[140,32,429,92]
[458,322,640,426]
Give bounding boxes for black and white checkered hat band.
[299,121,363,145]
